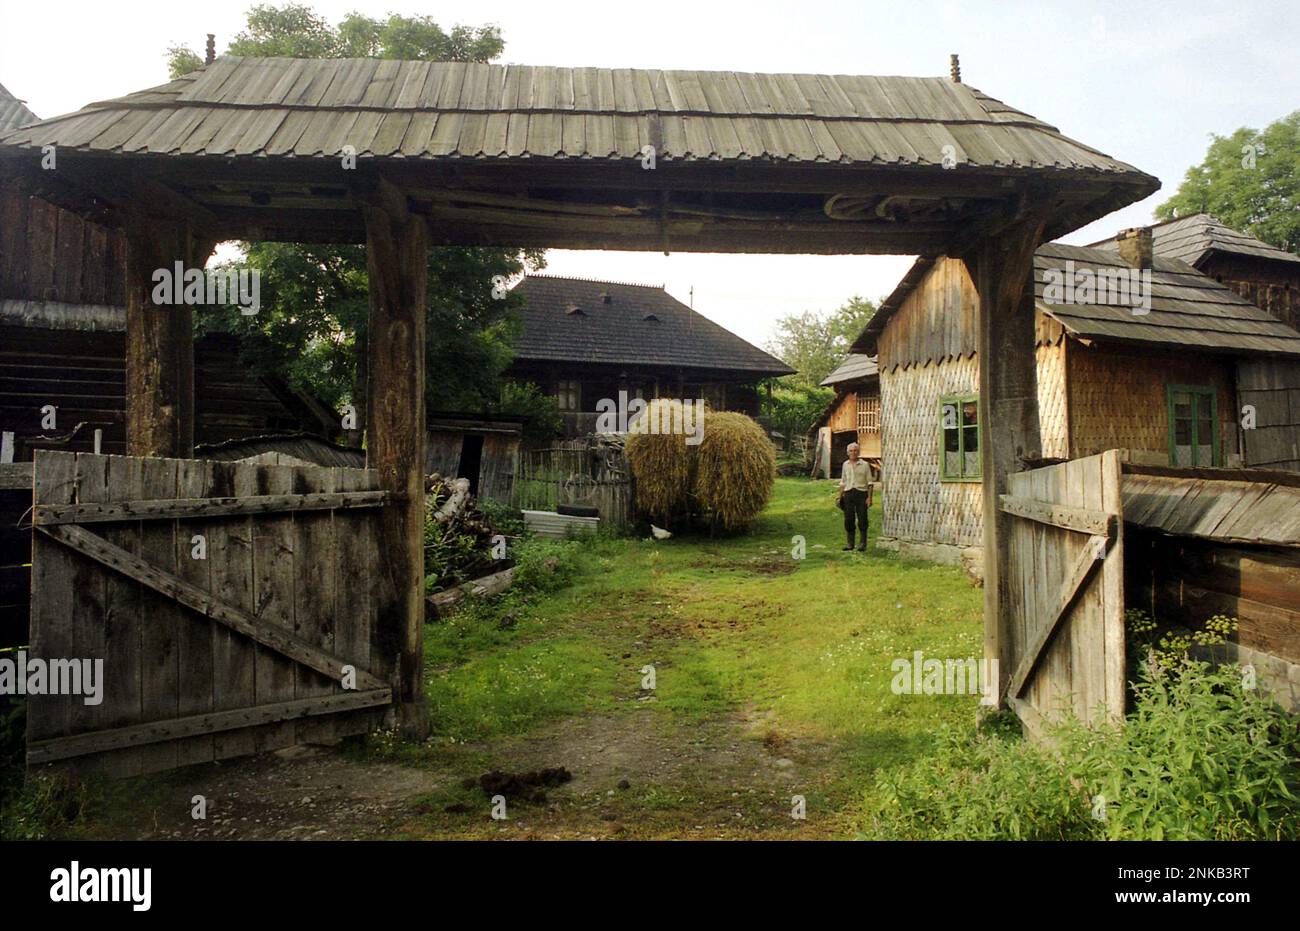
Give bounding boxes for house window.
[1168,385,1217,466]
[940,395,980,481]
[555,379,580,412]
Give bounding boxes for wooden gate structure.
[26,450,396,775]
[997,450,1125,735]
[0,57,1160,763]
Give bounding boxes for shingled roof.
[510,276,794,376]
[0,81,38,134]
[853,242,1300,358]
[821,353,878,386]
[1090,213,1300,268]
[1,58,1146,172]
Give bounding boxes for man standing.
[837,442,872,551]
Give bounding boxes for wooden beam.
[34,490,390,525]
[1007,534,1110,699]
[998,494,1116,537]
[37,522,388,691]
[124,223,213,458]
[27,688,391,764]
[964,202,1051,700]
[362,177,429,739]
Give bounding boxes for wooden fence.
[514,440,633,532]
[26,450,397,776]
[998,450,1126,735]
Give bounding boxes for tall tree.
[1157,111,1300,253]
[766,296,878,388]
[168,5,546,432]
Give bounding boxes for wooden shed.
[810,353,880,479]
[853,225,1300,573]
[425,412,522,502]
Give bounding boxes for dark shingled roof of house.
[1090,214,1300,268]
[853,240,1300,358]
[821,353,878,386]
[510,276,794,376]
[0,81,38,133]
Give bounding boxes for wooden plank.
[27,452,78,752]
[251,463,298,752]
[1100,449,1125,720]
[292,467,339,744]
[28,688,391,765]
[998,494,1115,537]
[1008,531,1109,699]
[332,469,377,728]
[135,455,181,774]
[0,462,31,490]
[174,458,215,767]
[67,455,111,769]
[34,522,386,691]
[207,460,255,761]
[33,489,389,525]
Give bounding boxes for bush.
[511,536,584,595]
[867,659,1300,840]
[423,475,500,593]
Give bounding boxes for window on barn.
[857,394,880,434]
[939,395,980,481]
[1168,385,1217,466]
[555,379,580,412]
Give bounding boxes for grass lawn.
[9,476,987,841]
[373,475,987,838]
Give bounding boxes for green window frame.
[1167,384,1218,467]
[939,394,981,481]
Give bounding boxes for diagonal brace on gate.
[1005,531,1114,702]
[38,522,388,692]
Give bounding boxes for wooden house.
[809,353,880,478]
[1090,214,1300,471]
[853,225,1300,572]
[506,275,793,438]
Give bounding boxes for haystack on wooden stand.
[0,57,1157,768]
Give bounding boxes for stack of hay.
[626,401,775,533]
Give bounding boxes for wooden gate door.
[998,450,1125,737]
[26,450,397,776]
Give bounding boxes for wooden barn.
[853,224,1300,573]
[506,275,793,437]
[809,353,880,479]
[424,412,523,502]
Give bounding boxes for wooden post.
[124,224,211,458]
[362,180,429,739]
[964,211,1047,698]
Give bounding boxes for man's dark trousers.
[843,488,869,550]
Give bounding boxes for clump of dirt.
[466,767,573,804]
[687,555,796,576]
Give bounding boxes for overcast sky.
[2,0,1295,349]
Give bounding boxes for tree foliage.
[765,296,877,389]
[168,5,550,435]
[1156,111,1300,254]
